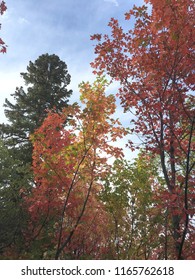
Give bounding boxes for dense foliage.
[0,0,194,259]
[0,53,72,256]
[91,0,195,259]
[1,53,72,162]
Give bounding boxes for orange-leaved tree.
[0,1,7,53]
[91,0,195,259]
[24,76,127,259]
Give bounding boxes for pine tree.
[0,53,72,162]
[0,54,72,257]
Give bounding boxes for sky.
[0,0,145,160]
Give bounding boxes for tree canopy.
[1,53,72,161]
[91,0,195,259]
[0,54,73,256]
[0,0,194,260]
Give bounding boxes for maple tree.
[91,0,195,259]
[0,1,7,53]
[1,0,194,260]
[21,77,127,259]
[101,153,168,259]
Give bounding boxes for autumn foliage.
[22,77,127,259]
[0,0,194,260]
[91,0,195,259]
[0,1,7,53]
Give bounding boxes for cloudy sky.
[0,0,145,160]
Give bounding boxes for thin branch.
[178,116,195,259]
[55,156,96,259]
[55,144,92,259]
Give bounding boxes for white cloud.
[103,0,119,7]
[0,0,136,150]
[18,17,30,25]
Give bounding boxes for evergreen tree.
[0,139,32,257]
[0,53,72,162]
[0,54,72,257]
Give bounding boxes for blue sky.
[0,0,145,160]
